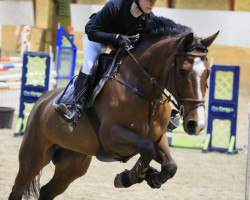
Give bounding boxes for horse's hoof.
[145,166,158,179]
[114,173,124,188]
[146,172,162,189]
[114,170,133,188]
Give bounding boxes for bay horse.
[9,16,219,200]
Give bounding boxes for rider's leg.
[56,34,107,131]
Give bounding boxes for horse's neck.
[118,38,178,99]
[136,38,178,90]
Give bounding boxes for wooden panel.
[235,0,250,11]
[1,25,45,53]
[1,25,20,53]
[75,0,250,11]
[77,0,106,4]
[29,28,45,52]
[208,45,250,87]
[172,0,228,10]
[35,0,53,29]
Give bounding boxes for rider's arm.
[85,0,121,46]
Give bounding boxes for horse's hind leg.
[9,134,55,200]
[39,148,92,200]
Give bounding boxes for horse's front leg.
[101,124,155,188]
[146,133,177,189]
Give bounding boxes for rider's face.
[139,0,156,13]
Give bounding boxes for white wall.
[0,3,249,48]
[154,8,250,48]
[70,4,250,48]
[70,4,103,33]
[0,1,34,47]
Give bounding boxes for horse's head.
[170,31,219,135]
[134,16,219,135]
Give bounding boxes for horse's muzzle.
[185,119,206,135]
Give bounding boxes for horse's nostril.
[187,120,197,128]
[186,120,197,134]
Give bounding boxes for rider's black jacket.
[85,0,155,46]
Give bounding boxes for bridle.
[123,42,208,119]
[171,49,208,119]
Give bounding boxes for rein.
[125,49,178,108]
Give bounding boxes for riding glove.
[116,34,139,49]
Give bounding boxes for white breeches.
[81,33,107,75]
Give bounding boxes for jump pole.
[0,74,21,81]
[0,57,21,62]
[0,63,22,70]
[245,103,250,200]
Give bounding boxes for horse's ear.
[178,32,194,51]
[200,31,220,47]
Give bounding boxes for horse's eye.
[179,68,188,76]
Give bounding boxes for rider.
[56,0,179,132]
[56,0,156,131]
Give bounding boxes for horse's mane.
[140,16,193,42]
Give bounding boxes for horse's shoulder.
[35,88,63,107]
[46,88,63,98]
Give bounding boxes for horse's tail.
[23,171,42,199]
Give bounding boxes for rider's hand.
[116,34,140,49]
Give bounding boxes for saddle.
[54,49,123,108]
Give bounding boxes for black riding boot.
[57,72,90,132]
